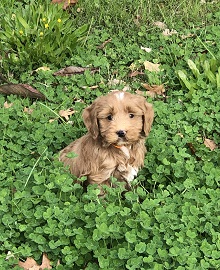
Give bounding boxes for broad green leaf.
[17,15,30,30]
[177,70,196,92]
[187,59,200,78]
[217,67,220,88]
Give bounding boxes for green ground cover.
[0,0,220,269]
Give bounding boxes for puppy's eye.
[107,115,113,121]
[129,113,135,118]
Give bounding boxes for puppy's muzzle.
[116,130,126,138]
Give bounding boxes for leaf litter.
[3,101,14,108]
[0,84,47,100]
[204,138,217,151]
[18,253,52,270]
[144,61,161,72]
[141,83,165,97]
[59,108,75,121]
[53,66,99,76]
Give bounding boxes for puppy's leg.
[117,164,138,186]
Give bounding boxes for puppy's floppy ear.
[141,99,154,137]
[82,102,100,139]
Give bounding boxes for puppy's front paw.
[116,164,139,185]
[125,165,138,184]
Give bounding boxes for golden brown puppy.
[60,91,154,193]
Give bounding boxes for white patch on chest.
[115,92,124,101]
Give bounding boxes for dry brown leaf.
[142,83,165,94]
[129,71,144,77]
[59,108,75,120]
[0,84,47,100]
[18,253,52,270]
[41,253,52,269]
[18,257,38,269]
[4,101,13,108]
[51,0,78,9]
[204,138,217,151]
[53,66,98,76]
[153,21,167,29]
[97,38,112,49]
[144,61,160,72]
[162,28,178,36]
[181,33,195,39]
[142,83,165,97]
[24,107,34,114]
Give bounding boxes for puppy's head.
[83,91,154,146]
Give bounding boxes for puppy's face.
[83,91,154,146]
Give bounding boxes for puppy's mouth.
[117,136,127,142]
[101,130,141,147]
[114,137,130,146]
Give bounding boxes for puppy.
[60,91,154,193]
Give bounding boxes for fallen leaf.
[53,66,98,76]
[4,101,13,108]
[51,0,78,9]
[140,46,152,53]
[59,108,75,120]
[153,21,167,29]
[97,38,112,49]
[24,107,34,114]
[204,138,217,151]
[181,33,195,39]
[129,70,145,77]
[144,61,160,72]
[18,253,52,270]
[162,28,178,36]
[0,84,47,100]
[142,83,165,97]
[18,257,37,269]
[40,253,52,269]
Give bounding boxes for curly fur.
[60,91,154,193]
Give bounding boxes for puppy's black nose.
[116,130,126,137]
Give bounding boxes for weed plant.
[0,0,88,72]
[0,0,220,269]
